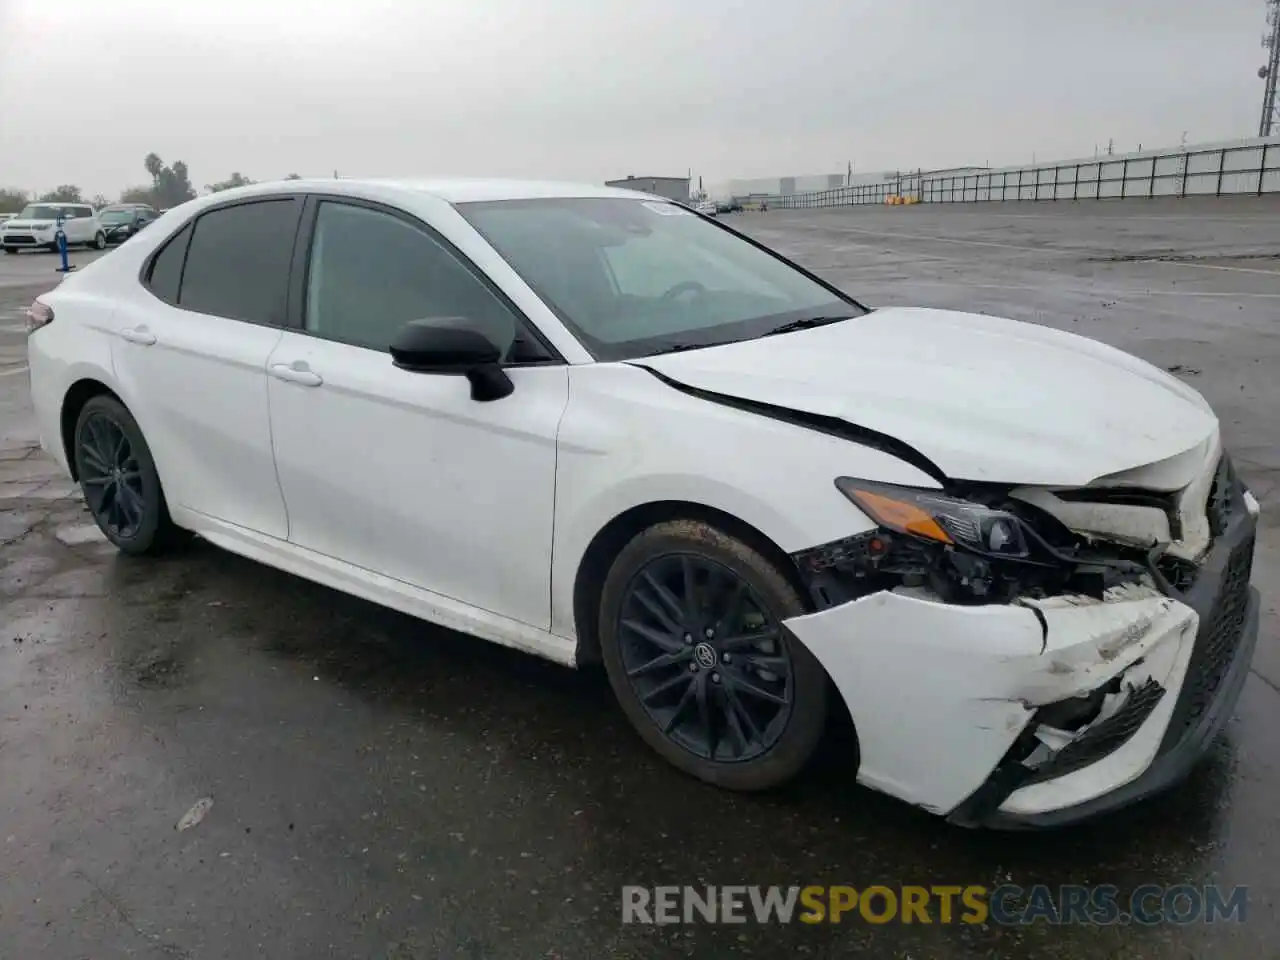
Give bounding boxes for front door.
[266,198,567,629]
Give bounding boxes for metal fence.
[768,140,1280,209]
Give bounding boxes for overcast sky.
[0,0,1269,197]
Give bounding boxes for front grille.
[1023,680,1166,785]
[1163,534,1254,742]
[4,236,37,245]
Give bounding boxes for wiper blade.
[647,342,715,355]
[762,315,853,337]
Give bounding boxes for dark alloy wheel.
[599,519,829,791]
[618,553,793,762]
[79,411,146,539]
[73,395,186,555]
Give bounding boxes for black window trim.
[285,193,565,367]
[137,193,306,322]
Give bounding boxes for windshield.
[100,209,136,224]
[18,205,63,221]
[456,197,863,361]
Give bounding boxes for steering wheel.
[659,280,708,301]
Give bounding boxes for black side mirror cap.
[389,319,513,402]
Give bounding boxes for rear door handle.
[269,362,323,387]
[119,326,156,345]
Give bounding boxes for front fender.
[549,363,939,639]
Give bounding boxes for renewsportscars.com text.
[621,884,1248,926]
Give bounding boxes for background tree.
[91,193,109,209]
[39,185,83,203]
[206,172,255,193]
[120,186,155,205]
[0,188,29,213]
[140,154,196,208]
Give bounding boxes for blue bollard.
[55,215,74,273]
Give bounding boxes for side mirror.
[389,319,513,402]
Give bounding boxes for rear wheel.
[93,231,107,250]
[598,518,828,791]
[73,395,186,555]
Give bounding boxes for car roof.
[192,178,672,206]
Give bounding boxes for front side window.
[303,201,519,355]
[457,197,863,361]
[178,199,301,325]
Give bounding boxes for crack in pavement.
[72,870,193,959]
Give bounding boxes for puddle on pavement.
[54,522,106,546]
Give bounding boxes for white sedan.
[25,179,1260,827]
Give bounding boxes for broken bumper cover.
[782,508,1258,828]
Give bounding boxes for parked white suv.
[1,202,106,253]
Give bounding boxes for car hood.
[2,219,54,229]
[636,307,1218,488]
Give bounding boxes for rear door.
[110,197,302,538]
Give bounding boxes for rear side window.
[145,223,193,304]
[178,199,301,326]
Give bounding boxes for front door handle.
[269,362,323,387]
[119,326,157,346]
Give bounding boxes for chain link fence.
[766,139,1280,209]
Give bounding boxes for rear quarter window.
[144,223,194,304]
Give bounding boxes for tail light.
[26,300,54,333]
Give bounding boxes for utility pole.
[1260,0,1280,136]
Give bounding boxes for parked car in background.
[2,202,105,253]
[694,199,717,216]
[23,179,1260,827]
[99,204,160,245]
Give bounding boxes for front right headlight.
[834,477,1032,559]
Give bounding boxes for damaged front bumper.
[782,499,1259,828]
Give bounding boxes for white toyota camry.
[25,179,1260,827]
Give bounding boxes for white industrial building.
[604,176,691,201]
[725,166,989,200]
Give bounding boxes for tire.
[598,518,828,791]
[93,231,107,250]
[73,395,187,555]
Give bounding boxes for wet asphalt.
[1,200,1279,959]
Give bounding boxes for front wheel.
[73,395,186,555]
[598,518,829,791]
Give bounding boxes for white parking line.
[817,225,1072,253]
[902,280,1280,298]
[1145,260,1280,276]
